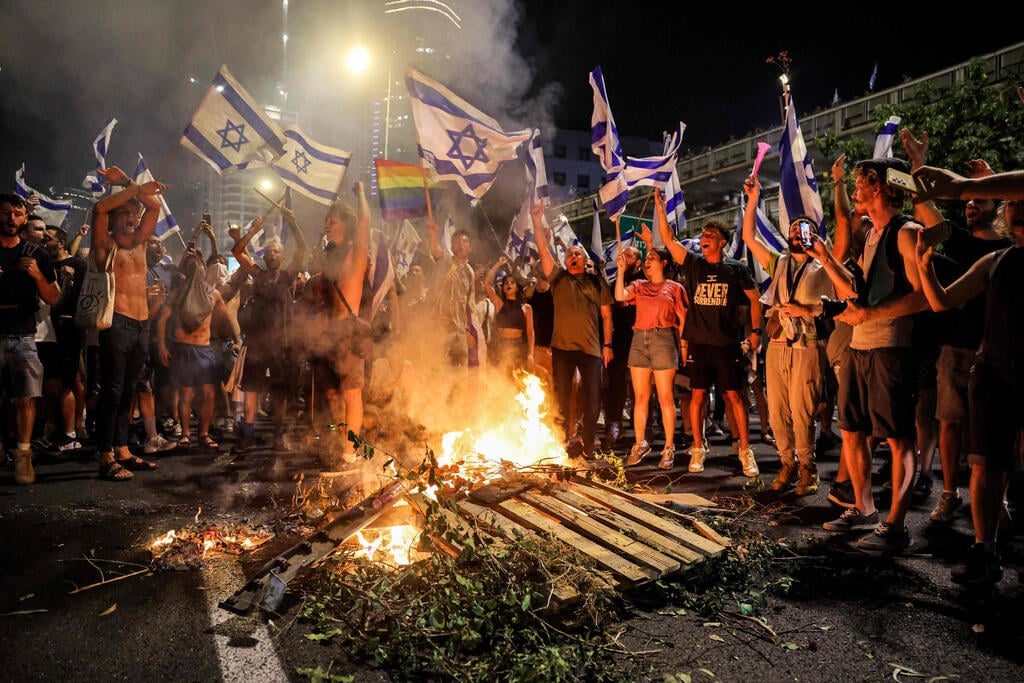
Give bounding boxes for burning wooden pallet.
[220,476,728,616]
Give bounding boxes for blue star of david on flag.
[216,119,249,153]
[291,149,312,175]
[446,124,489,171]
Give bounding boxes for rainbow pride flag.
[375,159,443,221]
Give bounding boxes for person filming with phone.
[740,175,841,497]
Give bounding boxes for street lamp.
[345,46,371,76]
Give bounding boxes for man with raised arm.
[532,203,613,458]
[232,207,307,453]
[655,191,762,478]
[90,166,167,481]
[740,174,839,496]
[808,157,926,553]
[0,194,58,485]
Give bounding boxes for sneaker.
[658,445,676,470]
[827,480,856,509]
[823,507,879,533]
[856,522,912,554]
[706,421,726,439]
[912,472,934,501]
[688,446,706,473]
[144,434,178,454]
[760,431,776,446]
[53,434,83,453]
[160,418,182,439]
[929,491,963,522]
[795,465,820,496]
[737,447,759,478]
[951,544,1003,586]
[14,449,35,485]
[769,463,797,491]
[625,441,652,466]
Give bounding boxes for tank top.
[851,215,914,350]
[495,301,527,333]
[980,247,1024,374]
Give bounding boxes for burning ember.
[347,525,424,567]
[149,523,273,569]
[425,374,567,499]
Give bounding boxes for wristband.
[750,328,762,335]
[603,343,613,348]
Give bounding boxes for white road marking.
[201,559,290,683]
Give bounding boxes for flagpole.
[253,188,288,221]
[475,199,505,252]
[421,169,435,225]
[155,144,182,183]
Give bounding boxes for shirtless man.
[155,250,230,449]
[90,166,167,480]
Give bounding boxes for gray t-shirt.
[548,266,612,357]
[851,227,913,350]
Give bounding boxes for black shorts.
[914,346,940,391]
[241,345,294,393]
[687,342,745,392]
[838,347,916,440]
[53,320,85,389]
[36,341,61,381]
[969,362,1024,471]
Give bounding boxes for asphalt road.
[1,416,1022,682]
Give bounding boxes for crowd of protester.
[2,129,1023,587]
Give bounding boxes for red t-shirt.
[625,279,686,331]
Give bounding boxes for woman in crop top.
[484,256,535,373]
[614,247,687,470]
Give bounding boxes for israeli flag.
[367,230,396,320]
[662,126,687,244]
[873,115,902,159]
[550,214,581,266]
[777,96,824,236]
[522,129,549,207]
[266,125,350,205]
[392,219,422,280]
[181,65,287,174]
[589,66,624,174]
[133,154,178,236]
[599,122,685,220]
[81,117,118,198]
[15,164,72,227]
[602,229,634,283]
[406,68,532,199]
[440,215,455,257]
[589,201,603,263]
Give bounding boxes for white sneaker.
[145,434,178,454]
[738,447,759,478]
[688,446,706,473]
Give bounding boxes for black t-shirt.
[52,255,87,319]
[527,288,554,348]
[912,252,962,351]
[0,239,56,335]
[940,222,1010,350]
[679,255,755,346]
[981,247,1024,373]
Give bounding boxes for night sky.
[0,1,1019,195]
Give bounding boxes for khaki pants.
[766,342,824,467]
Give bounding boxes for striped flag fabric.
[406,67,531,199]
[439,215,455,257]
[777,96,824,236]
[589,200,603,263]
[15,164,72,227]
[872,115,902,159]
[731,192,784,292]
[589,66,624,174]
[268,125,350,204]
[661,127,687,243]
[601,227,634,283]
[181,65,287,174]
[367,229,396,320]
[522,129,550,207]
[375,159,443,221]
[82,117,118,198]
[133,154,179,237]
[599,122,685,220]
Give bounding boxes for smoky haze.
[0,0,560,246]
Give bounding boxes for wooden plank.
[631,492,717,508]
[572,480,727,557]
[550,490,703,566]
[519,492,680,575]
[497,499,656,586]
[457,501,581,604]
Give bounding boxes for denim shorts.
[628,328,679,371]
[0,335,44,399]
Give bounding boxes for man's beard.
[789,239,805,254]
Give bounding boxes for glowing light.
[259,178,275,192]
[345,46,371,75]
[215,84,225,93]
[779,74,790,86]
[352,525,420,566]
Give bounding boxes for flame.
[149,525,271,559]
[351,525,421,566]
[151,530,177,548]
[432,373,566,492]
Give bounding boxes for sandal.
[99,460,134,481]
[117,455,158,471]
[177,436,191,448]
[199,435,219,450]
